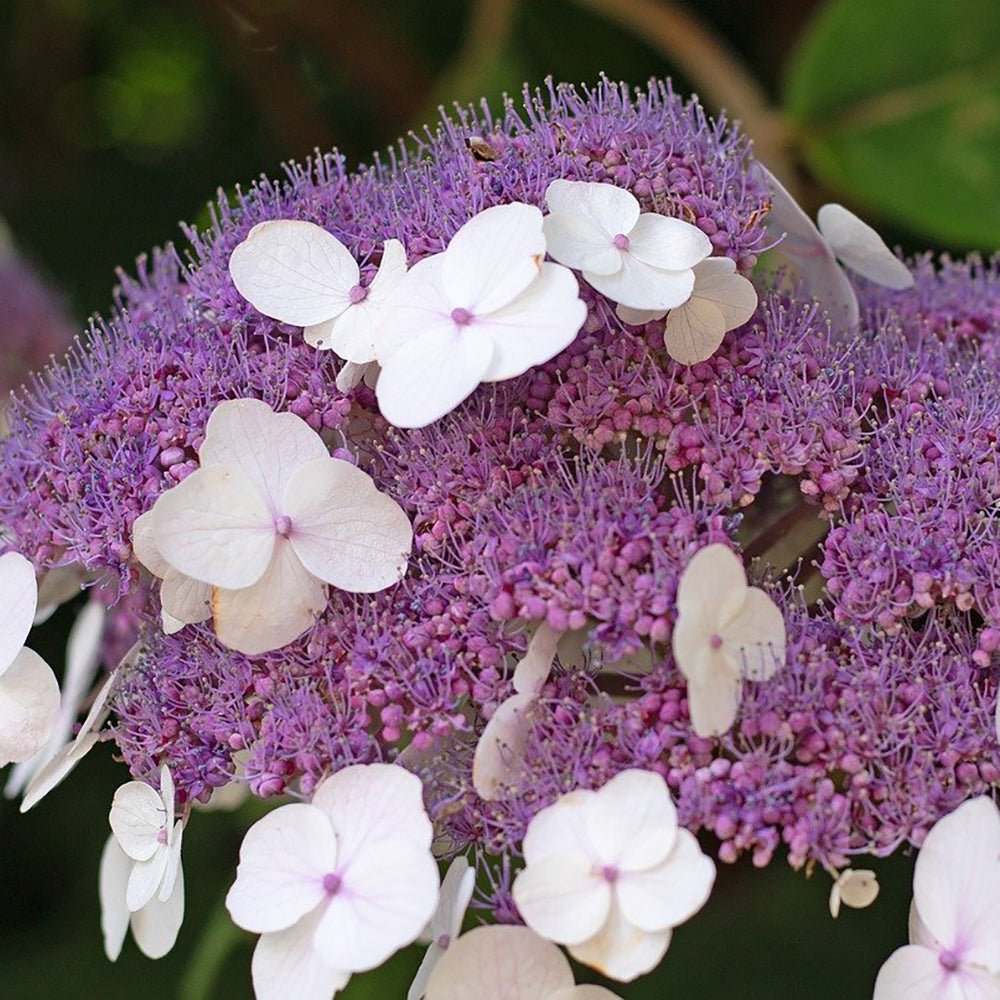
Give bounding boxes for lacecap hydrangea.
[1,76,999,992]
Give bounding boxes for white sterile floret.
[408,857,477,1000]
[102,764,185,961]
[229,220,407,363]
[874,797,1000,999]
[816,204,915,290]
[472,622,562,801]
[372,202,587,429]
[671,544,786,738]
[617,257,757,364]
[543,179,711,312]
[512,769,715,982]
[226,763,439,1000]
[829,868,880,919]
[7,599,105,797]
[0,551,60,767]
[139,398,413,655]
[425,925,622,1000]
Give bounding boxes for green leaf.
[785,0,1000,250]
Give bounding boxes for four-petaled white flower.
[408,856,477,1000]
[135,398,413,655]
[874,797,1000,999]
[7,598,105,798]
[671,544,786,738]
[426,925,622,1000]
[226,763,439,1000]
[543,179,711,312]
[101,764,185,961]
[829,868,880,919]
[229,220,407,363]
[373,202,587,429]
[472,622,562,801]
[617,257,758,365]
[512,769,715,982]
[0,551,60,767]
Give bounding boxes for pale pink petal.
[568,900,672,983]
[442,203,545,315]
[152,464,274,589]
[675,544,747,618]
[479,263,587,382]
[284,458,412,593]
[160,570,212,628]
[685,667,742,738]
[226,803,337,934]
[426,925,574,1000]
[627,214,712,272]
[615,304,665,325]
[313,837,439,972]
[615,829,715,932]
[545,179,639,244]
[334,360,378,393]
[583,770,677,872]
[371,254,452,362]
[0,647,60,766]
[229,219,358,326]
[159,821,184,902]
[543,210,622,275]
[110,780,165,862]
[311,763,432,865]
[252,908,351,1000]
[34,564,86,624]
[0,551,37,673]
[521,789,593,863]
[431,856,476,942]
[199,398,330,510]
[376,323,495,429]
[212,537,327,655]
[512,853,612,946]
[817,204,914,290]
[130,862,185,960]
[127,846,169,912]
[132,511,170,578]
[512,622,562,696]
[829,869,879,918]
[721,587,786,681]
[873,945,977,1000]
[586,254,694,312]
[689,257,758,329]
[663,296,726,365]
[472,692,536,801]
[99,835,131,962]
[550,988,623,1000]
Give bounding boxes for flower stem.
[179,898,249,1000]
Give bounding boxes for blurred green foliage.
[1,1,995,996]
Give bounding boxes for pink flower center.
[156,828,168,845]
[939,949,961,972]
[435,932,451,949]
[709,633,724,649]
[349,284,368,305]
[274,515,293,537]
[323,872,343,896]
[612,233,630,250]
[451,307,475,327]
[599,864,619,883]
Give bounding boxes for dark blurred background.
[1,1,998,996]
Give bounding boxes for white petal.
[627,214,712,272]
[522,789,593,864]
[685,667,743,738]
[615,304,665,325]
[284,458,411,593]
[512,852,612,946]
[127,845,169,911]
[583,770,677,872]
[199,398,330,511]
[432,856,476,941]
[252,908,351,1000]
[229,219,358,326]
[408,942,445,1000]
[130,862,186,960]
[441,203,545,315]
[586,253,695,311]
[543,211,622,276]
[615,829,715,932]
[755,163,859,331]
[690,257,758,329]
[817,204,914,290]
[0,551,37,673]
[317,304,379,363]
[375,323,494,429]
[676,544,747,617]
[512,622,562,696]
[479,263,587,382]
[913,797,1000,972]
[226,803,337,934]
[425,925,574,1000]
[371,254,453,362]
[663,297,727,365]
[335,360,377,393]
[313,837,439,972]
[110,780,166,862]
[132,510,170,578]
[873,945,992,1000]
[830,869,879,919]
[160,570,212,627]
[0,647,60,766]
[367,239,408,301]
[545,179,639,243]
[99,835,131,962]
[213,536,327,655]
[568,900,671,983]
[160,821,183,902]
[152,464,275,589]
[472,692,536,801]
[550,989,623,1000]
[720,587,786,682]
[34,564,86,624]
[311,763,432,864]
